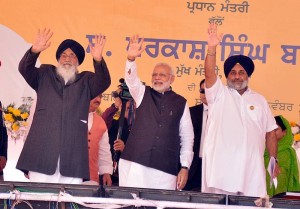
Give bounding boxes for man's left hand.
[102,173,112,186]
[90,34,106,62]
[176,168,188,190]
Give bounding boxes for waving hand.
[31,28,53,53]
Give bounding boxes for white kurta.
[202,77,277,197]
[119,60,194,190]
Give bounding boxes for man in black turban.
[221,54,255,95]
[224,55,254,78]
[56,39,85,65]
[201,23,279,198]
[17,28,111,184]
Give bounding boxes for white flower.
[291,126,300,135]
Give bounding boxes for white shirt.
[88,112,113,175]
[199,104,208,158]
[202,77,277,197]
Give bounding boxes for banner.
[1,0,300,180]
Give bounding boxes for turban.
[56,39,85,65]
[224,55,255,78]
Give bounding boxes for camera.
[111,78,133,101]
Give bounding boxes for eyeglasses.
[152,73,171,78]
[200,89,205,94]
[60,53,77,60]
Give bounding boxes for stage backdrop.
[1,0,300,181]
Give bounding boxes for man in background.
[86,95,112,185]
[184,79,207,191]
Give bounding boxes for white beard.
[152,77,172,93]
[56,64,77,84]
[227,79,248,91]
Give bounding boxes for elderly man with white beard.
[118,35,194,190]
[16,28,111,184]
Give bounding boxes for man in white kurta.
[118,35,194,190]
[202,24,279,197]
[202,77,277,196]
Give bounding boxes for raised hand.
[207,23,223,47]
[127,34,145,60]
[31,28,53,53]
[89,34,106,62]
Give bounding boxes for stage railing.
[1,181,300,209]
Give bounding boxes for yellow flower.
[12,122,20,131]
[4,113,14,123]
[113,111,121,120]
[294,133,300,142]
[290,121,297,127]
[7,106,14,113]
[21,112,29,119]
[22,121,28,127]
[12,109,21,116]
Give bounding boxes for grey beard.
[56,65,77,84]
[227,79,248,91]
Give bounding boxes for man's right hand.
[207,23,223,47]
[31,28,53,53]
[127,34,145,61]
[114,139,125,152]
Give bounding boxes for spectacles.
[200,89,205,94]
[60,53,77,60]
[152,73,171,78]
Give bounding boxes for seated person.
[264,115,300,197]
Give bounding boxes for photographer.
[102,81,136,185]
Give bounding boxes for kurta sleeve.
[179,102,194,168]
[124,60,145,107]
[89,59,111,99]
[98,130,113,175]
[18,48,41,90]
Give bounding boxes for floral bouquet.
[290,121,300,149]
[2,97,33,141]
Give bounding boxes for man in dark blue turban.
[56,39,85,65]
[224,55,254,78]
[201,23,279,198]
[16,28,111,184]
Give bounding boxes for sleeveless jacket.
[121,86,186,175]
